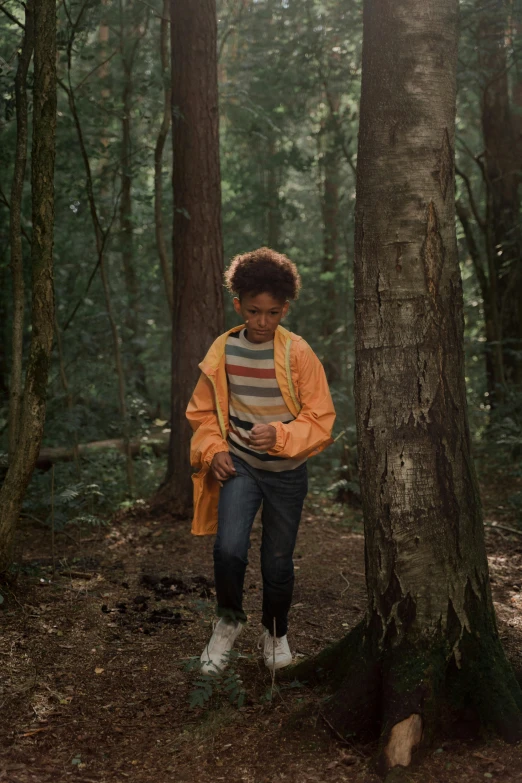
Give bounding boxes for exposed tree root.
[289,616,522,777]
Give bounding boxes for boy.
[186,247,336,674]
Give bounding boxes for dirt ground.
[2,467,522,783]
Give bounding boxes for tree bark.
[0,0,56,573]
[293,0,522,771]
[155,0,224,515]
[8,0,34,461]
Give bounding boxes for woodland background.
[0,0,521,527]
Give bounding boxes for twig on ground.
[58,570,95,580]
[340,571,350,596]
[485,522,522,537]
[319,710,352,745]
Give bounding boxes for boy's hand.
[211,452,237,482]
[249,424,277,450]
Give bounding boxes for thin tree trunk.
[456,199,505,404]
[54,311,80,475]
[99,0,111,163]
[293,0,522,770]
[478,3,522,386]
[320,90,341,383]
[154,0,173,318]
[155,0,224,515]
[0,265,9,399]
[8,0,34,461]
[0,0,56,573]
[119,7,147,397]
[266,134,280,249]
[60,38,135,496]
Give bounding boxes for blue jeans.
[213,453,308,637]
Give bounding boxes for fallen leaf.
[94,667,104,675]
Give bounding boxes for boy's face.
[233,292,289,344]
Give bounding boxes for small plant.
[182,651,249,709]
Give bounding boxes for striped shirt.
[225,329,306,471]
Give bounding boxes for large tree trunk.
[0,0,56,573]
[293,0,522,772]
[155,0,224,515]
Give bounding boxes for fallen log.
[33,430,171,470]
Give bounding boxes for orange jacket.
[186,323,336,535]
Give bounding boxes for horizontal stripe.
[225,344,274,361]
[229,414,254,431]
[231,398,289,416]
[228,437,285,462]
[229,406,294,425]
[229,375,280,389]
[228,441,307,472]
[225,363,276,379]
[231,393,284,409]
[229,423,253,446]
[224,353,276,369]
[229,383,282,398]
[229,413,294,431]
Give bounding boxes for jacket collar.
[199,324,300,376]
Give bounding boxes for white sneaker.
[200,617,242,675]
[258,629,292,671]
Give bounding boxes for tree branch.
[455,165,486,231]
[0,4,24,28]
[456,199,489,296]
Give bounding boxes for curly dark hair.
[224,247,301,301]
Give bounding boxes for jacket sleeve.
[186,372,229,469]
[267,341,336,460]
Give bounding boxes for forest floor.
[2,465,522,783]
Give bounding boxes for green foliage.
[183,651,248,709]
[22,452,165,526]
[0,0,521,519]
